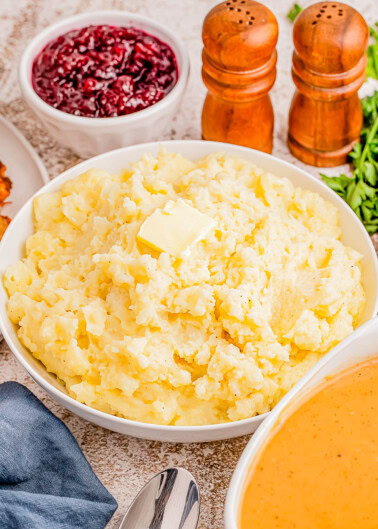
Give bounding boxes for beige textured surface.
[0,1,377,528]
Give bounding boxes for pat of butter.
[137,199,216,257]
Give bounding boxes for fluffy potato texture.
[4,150,365,425]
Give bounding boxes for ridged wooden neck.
[292,51,367,101]
[202,49,277,102]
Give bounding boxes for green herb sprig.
[287,3,302,22]
[321,91,378,235]
[367,22,378,80]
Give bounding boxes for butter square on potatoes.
[137,199,216,257]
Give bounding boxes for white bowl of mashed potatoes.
[0,141,377,442]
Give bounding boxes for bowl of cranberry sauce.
[19,11,189,157]
[32,25,179,119]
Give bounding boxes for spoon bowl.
[119,467,200,529]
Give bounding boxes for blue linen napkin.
[0,381,118,529]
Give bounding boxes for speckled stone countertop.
[0,1,377,527]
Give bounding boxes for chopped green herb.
[321,91,378,235]
[366,23,378,80]
[287,3,302,22]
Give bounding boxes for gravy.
[240,357,378,529]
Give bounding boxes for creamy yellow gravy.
[240,357,378,529]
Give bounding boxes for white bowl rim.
[0,139,377,437]
[224,315,378,529]
[19,10,190,127]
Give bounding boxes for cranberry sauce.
[32,25,178,118]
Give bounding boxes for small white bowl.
[225,315,378,529]
[0,140,377,443]
[19,11,190,158]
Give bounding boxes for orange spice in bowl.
[239,355,378,528]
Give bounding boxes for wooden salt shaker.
[201,0,278,153]
[288,2,369,167]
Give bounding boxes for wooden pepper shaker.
[288,2,369,167]
[201,0,278,153]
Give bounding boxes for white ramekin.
[225,315,378,529]
[18,11,190,158]
[0,141,377,443]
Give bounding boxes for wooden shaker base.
[287,134,359,167]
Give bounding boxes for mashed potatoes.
[4,150,365,425]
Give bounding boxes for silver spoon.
[119,467,200,529]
